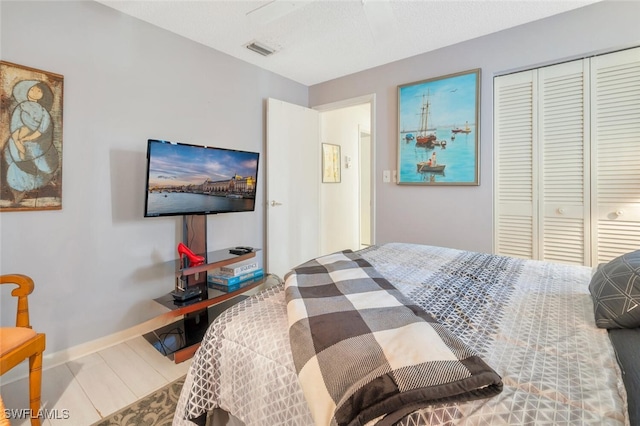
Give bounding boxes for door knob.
[270,200,283,207]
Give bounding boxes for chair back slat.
[0,274,34,328]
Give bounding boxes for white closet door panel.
[592,47,640,264]
[595,205,640,222]
[497,216,534,259]
[494,70,537,258]
[542,204,584,218]
[539,59,589,265]
[543,217,585,265]
[597,220,640,263]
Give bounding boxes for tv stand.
[146,247,275,363]
[145,215,275,363]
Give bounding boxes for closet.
[494,47,640,266]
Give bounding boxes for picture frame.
[397,68,480,185]
[0,61,64,211]
[322,143,341,183]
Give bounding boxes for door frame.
[313,94,377,248]
[359,127,372,248]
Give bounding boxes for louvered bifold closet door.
[494,70,537,259]
[591,47,640,264]
[538,60,590,265]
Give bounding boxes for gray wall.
[310,0,640,254]
[0,1,307,353]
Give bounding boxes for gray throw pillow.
[589,250,640,329]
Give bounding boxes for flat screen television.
[144,139,260,217]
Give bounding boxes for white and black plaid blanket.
[284,250,503,426]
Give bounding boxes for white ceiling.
[96,0,601,86]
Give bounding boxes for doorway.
[315,95,375,255]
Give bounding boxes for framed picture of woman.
[0,61,64,212]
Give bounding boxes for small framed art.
[322,143,341,183]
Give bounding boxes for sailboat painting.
[397,69,480,185]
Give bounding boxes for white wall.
[0,1,307,354]
[310,0,640,254]
[320,105,370,254]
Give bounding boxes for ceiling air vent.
[246,41,276,57]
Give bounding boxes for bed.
[173,242,635,426]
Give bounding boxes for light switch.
[383,170,391,183]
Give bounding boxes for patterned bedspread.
[174,243,629,426]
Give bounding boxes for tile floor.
[0,336,192,426]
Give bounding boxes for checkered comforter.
[284,250,503,426]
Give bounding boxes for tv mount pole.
[182,214,207,287]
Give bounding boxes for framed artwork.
[0,61,64,212]
[397,69,480,185]
[322,143,341,183]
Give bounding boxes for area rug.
[92,376,185,426]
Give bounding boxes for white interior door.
[493,70,538,259]
[538,59,589,265]
[266,98,320,278]
[591,47,640,264]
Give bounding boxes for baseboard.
[1,312,181,386]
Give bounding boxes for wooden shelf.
[154,275,266,315]
[176,248,259,278]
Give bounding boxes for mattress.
[174,243,629,425]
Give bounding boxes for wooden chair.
[0,274,46,426]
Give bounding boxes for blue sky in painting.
[399,72,477,132]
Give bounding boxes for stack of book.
[207,259,264,292]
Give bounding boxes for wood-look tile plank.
[1,377,38,426]
[1,372,53,426]
[66,352,137,418]
[0,410,52,426]
[3,332,194,424]
[1,373,29,413]
[99,342,168,398]
[40,364,100,426]
[125,336,192,382]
